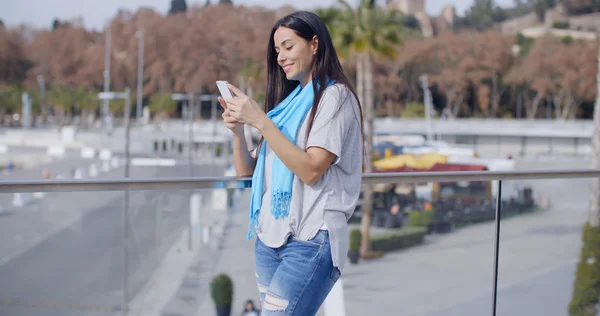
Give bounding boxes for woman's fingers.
[226,83,245,97]
[223,116,237,123]
[218,96,228,110]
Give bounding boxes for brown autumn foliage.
[0,4,597,119]
[506,35,598,119]
[0,26,32,85]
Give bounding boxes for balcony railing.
[1,169,598,316]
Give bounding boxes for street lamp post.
[97,88,131,316]
[172,92,195,252]
[171,93,195,176]
[420,74,434,144]
[98,89,131,177]
[136,29,144,123]
[36,75,47,125]
[103,26,112,135]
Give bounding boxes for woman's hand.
[218,96,244,135]
[225,84,269,130]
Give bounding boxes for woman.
[241,299,260,316]
[218,11,364,315]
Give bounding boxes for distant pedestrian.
[42,168,51,179]
[241,299,260,316]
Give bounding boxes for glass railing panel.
[496,176,591,316]
[334,180,498,315]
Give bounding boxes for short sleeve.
[306,85,359,165]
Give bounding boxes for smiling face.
[273,26,318,87]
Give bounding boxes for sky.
[0,0,515,31]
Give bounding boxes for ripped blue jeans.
[254,230,341,316]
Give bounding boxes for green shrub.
[516,33,535,56]
[422,209,435,226]
[569,223,600,315]
[553,21,569,29]
[401,102,426,118]
[562,35,574,45]
[408,210,435,227]
[210,274,233,305]
[350,228,362,251]
[408,211,423,227]
[371,227,426,252]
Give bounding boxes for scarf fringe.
[271,190,291,219]
[246,211,260,240]
[246,190,291,240]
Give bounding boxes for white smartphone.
[216,81,234,100]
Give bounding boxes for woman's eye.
[286,46,293,50]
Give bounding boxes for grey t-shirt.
[255,83,363,273]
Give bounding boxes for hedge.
[371,227,427,252]
[408,210,435,228]
[569,223,600,316]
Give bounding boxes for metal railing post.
[122,89,131,315]
[491,180,502,316]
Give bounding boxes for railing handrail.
[1,168,599,193]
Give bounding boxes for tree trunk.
[569,37,600,316]
[491,81,507,118]
[451,92,464,118]
[490,74,499,117]
[559,92,575,121]
[526,91,544,119]
[41,97,48,124]
[359,53,375,258]
[516,91,523,118]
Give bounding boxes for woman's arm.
[232,129,256,177]
[225,84,336,186]
[256,118,336,186]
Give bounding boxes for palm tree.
[569,37,600,316]
[47,85,77,127]
[74,86,99,128]
[238,59,263,100]
[148,93,177,120]
[318,0,403,257]
[0,85,22,114]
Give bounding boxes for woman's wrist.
[254,114,271,133]
[232,125,245,136]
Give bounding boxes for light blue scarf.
[247,79,334,240]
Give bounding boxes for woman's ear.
[312,35,318,55]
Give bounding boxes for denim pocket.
[291,236,323,247]
[330,267,341,282]
[291,230,327,247]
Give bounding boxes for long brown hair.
[256,11,364,163]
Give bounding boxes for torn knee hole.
[263,293,289,311]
